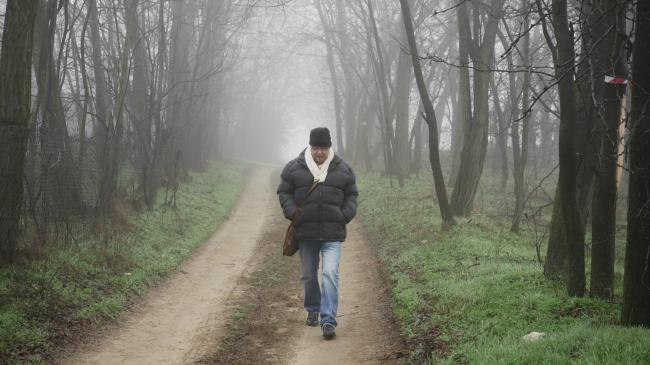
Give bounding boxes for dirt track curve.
[60,166,401,365]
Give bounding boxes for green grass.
[357,171,650,364]
[0,162,244,364]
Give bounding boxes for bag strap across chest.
[291,181,320,224]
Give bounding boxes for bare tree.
[551,0,586,296]
[34,0,84,218]
[315,0,345,155]
[0,0,39,263]
[621,0,650,327]
[542,0,595,282]
[399,0,455,228]
[589,0,628,299]
[450,0,505,216]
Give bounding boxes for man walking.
[277,127,358,339]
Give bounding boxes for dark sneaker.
[322,323,336,339]
[306,312,319,327]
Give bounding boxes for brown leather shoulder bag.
[283,181,320,256]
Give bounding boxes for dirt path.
[288,222,403,365]
[61,167,275,365]
[61,167,402,364]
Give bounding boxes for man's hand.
[292,207,304,220]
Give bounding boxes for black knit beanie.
[309,127,332,148]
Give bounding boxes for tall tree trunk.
[400,0,455,228]
[70,14,91,186]
[96,1,133,215]
[34,0,84,219]
[89,0,119,216]
[0,0,39,263]
[89,0,110,172]
[394,19,413,185]
[489,77,509,194]
[145,0,168,210]
[450,3,472,188]
[200,1,227,165]
[165,0,194,192]
[450,0,504,216]
[336,0,356,161]
[125,0,152,205]
[541,0,596,281]
[410,68,439,176]
[366,0,397,186]
[506,7,531,233]
[589,0,627,299]
[552,0,586,297]
[412,35,450,177]
[183,0,227,172]
[316,0,344,155]
[621,0,650,326]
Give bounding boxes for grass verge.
[357,172,650,364]
[0,162,244,364]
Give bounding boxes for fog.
[0,0,642,302]
[220,1,334,162]
[0,0,633,228]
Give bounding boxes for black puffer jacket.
[277,150,358,242]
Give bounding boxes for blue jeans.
[299,240,341,326]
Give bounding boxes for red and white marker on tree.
[604,75,628,85]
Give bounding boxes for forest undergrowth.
[0,163,244,364]
[358,172,650,364]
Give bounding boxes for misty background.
[2,0,650,362]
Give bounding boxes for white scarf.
[305,146,334,183]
